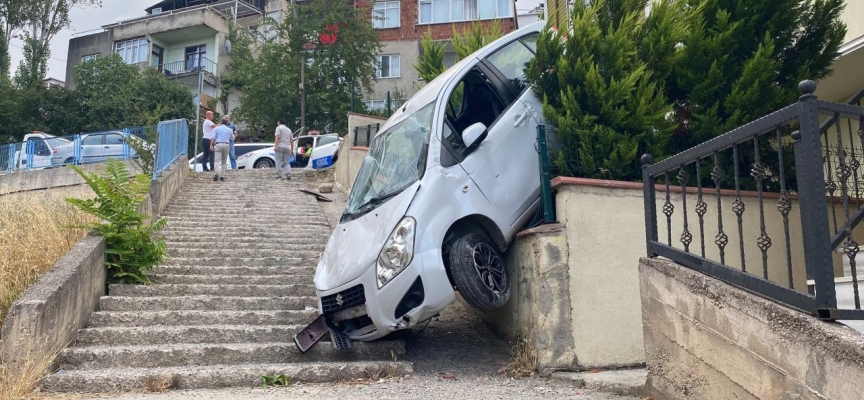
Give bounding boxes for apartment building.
[65,0,288,119]
[354,0,519,110]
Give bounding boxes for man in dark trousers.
[202,111,216,171]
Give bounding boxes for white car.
[50,131,139,166]
[13,133,72,170]
[299,22,545,350]
[189,143,273,172]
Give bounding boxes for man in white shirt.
[202,111,216,171]
[274,118,294,180]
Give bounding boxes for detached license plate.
[294,315,329,353]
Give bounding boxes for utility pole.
[192,71,204,172]
[291,0,306,130]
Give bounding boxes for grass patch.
[500,337,537,378]
[0,187,94,324]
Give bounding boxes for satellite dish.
[224,39,232,54]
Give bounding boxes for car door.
[310,135,341,169]
[81,134,104,163]
[22,139,53,170]
[454,34,542,228]
[103,133,126,160]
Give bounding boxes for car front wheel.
[254,158,275,169]
[448,233,510,311]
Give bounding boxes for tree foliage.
[413,20,505,84]
[14,0,101,88]
[529,0,847,180]
[67,159,167,284]
[0,54,193,141]
[226,0,381,135]
[529,0,686,179]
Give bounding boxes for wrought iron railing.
[0,143,15,174]
[159,57,217,77]
[642,80,864,320]
[353,123,380,147]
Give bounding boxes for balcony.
[158,57,218,79]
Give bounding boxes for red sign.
[319,24,339,45]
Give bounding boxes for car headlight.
[376,217,416,288]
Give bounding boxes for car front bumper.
[315,248,455,341]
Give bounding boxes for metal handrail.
[158,57,218,76]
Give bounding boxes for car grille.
[322,284,365,313]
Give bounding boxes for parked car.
[214,135,342,172]
[299,22,544,350]
[51,131,139,166]
[13,133,71,170]
[189,143,273,172]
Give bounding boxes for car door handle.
[514,110,530,127]
[104,146,110,149]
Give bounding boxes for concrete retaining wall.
[0,155,188,377]
[149,155,189,215]
[0,236,106,373]
[335,113,386,192]
[640,257,864,400]
[0,160,139,196]
[478,177,818,373]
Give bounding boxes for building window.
[418,0,511,24]
[260,10,282,40]
[81,54,100,63]
[375,54,401,78]
[373,1,400,29]
[185,45,207,71]
[114,38,148,64]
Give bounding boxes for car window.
[318,136,339,146]
[485,39,534,93]
[105,134,124,145]
[444,67,506,134]
[235,146,263,157]
[298,138,314,149]
[82,135,102,146]
[519,33,539,53]
[29,139,50,156]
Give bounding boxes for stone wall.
[149,155,189,215]
[335,113,386,192]
[640,257,864,400]
[0,161,139,196]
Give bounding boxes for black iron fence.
[353,123,380,147]
[642,80,864,320]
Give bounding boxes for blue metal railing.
[0,143,15,174]
[153,119,189,180]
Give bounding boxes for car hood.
[314,182,420,292]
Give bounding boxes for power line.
[7,42,68,64]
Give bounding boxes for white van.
[298,22,545,350]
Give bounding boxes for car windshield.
[45,137,71,148]
[342,102,434,221]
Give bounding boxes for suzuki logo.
[335,294,344,307]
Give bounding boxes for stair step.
[160,228,331,237]
[109,284,316,298]
[60,341,404,370]
[87,310,317,328]
[166,246,325,256]
[76,325,305,346]
[99,296,317,312]
[41,361,413,393]
[164,236,329,245]
[150,265,315,276]
[148,274,313,285]
[160,257,319,267]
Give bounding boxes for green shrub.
[66,159,167,284]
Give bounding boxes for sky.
[9,0,544,82]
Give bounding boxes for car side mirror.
[461,122,488,151]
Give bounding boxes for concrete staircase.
[42,170,411,393]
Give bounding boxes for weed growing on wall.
[66,159,167,284]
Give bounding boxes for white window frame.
[417,0,512,25]
[375,54,401,79]
[81,54,100,63]
[373,1,400,29]
[114,38,149,65]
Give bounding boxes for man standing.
[226,115,238,170]
[274,118,294,180]
[202,111,216,171]
[211,118,233,181]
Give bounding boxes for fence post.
[642,154,658,256]
[386,91,392,116]
[353,127,359,146]
[366,125,371,146]
[536,124,555,224]
[26,140,34,171]
[5,144,13,173]
[794,80,837,317]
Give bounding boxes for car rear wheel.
[448,233,510,311]
[254,158,274,169]
[64,157,77,166]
